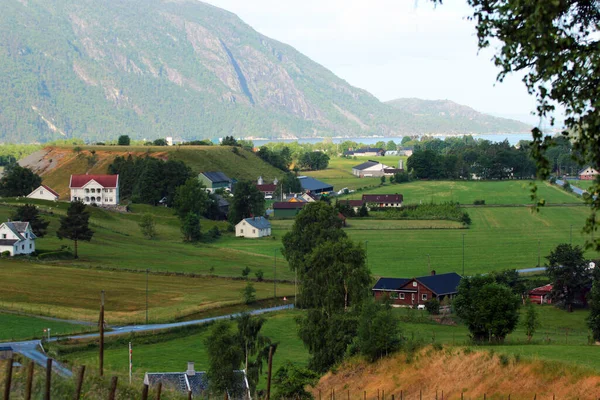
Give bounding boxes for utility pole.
[294,267,297,307]
[145,269,149,325]
[570,224,573,245]
[538,239,541,267]
[462,234,465,276]
[99,290,105,377]
[427,254,431,271]
[365,240,369,270]
[129,342,132,384]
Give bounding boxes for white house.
[235,217,271,238]
[0,221,36,256]
[70,174,119,206]
[26,185,59,201]
[352,161,391,177]
[579,166,599,180]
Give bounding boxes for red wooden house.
[372,271,462,307]
[528,284,553,304]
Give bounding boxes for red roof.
[529,284,553,296]
[362,194,403,203]
[273,202,305,209]
[70,174,119,188]
[41,185,60,197]
[339,199,364,207]
[256,184,277,192]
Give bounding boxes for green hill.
[1,0,530,143]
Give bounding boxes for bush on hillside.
[473,199,485,205]
[425,298,440,315]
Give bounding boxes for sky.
[202,0,544,125]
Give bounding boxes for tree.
[282,202,346,276]
[298,152,330,171]
[380,175,386,185]
[355,297,402,362]
[546,244,591,312]
[117,135,130,146]
[587,268,600,342]
[11,204,50,237]
[272,361,319,400]
[386,140,397,151]
[138,213,156,239]
[358,203,369,217]
[152,138,167,146]
[228,181,265,225]
[454,275,521,342]
[448,0,600,250]
[424,298,440,315]
[181,211,201,242]
[242,282,256,304]
[236,313,272,394]
[56,201,94,258]
[0,164,42,197]
[205,321,243,396]
[173,178,210,219]
[523,300,539,343]
[221,136,239,146]
[241,266,251,280]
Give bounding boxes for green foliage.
[355,297,402,362]
[425,298,440,315]
[454,275,521,342]
[546,244,591,312]
[255,269,264,282]
[0,164,41,197]
[180,211,201,242]
[376,203,470,225]
[393,171,410,183]
[56,200,94,258]
[358,203,369,217]
[380,175,386,185]
[257,146,292,171]
[152,138,167,146]
[228,181,266,225]
[272,361,319,400]
[138,213,157,239]
[118,135,131,146]
[11,203,50,237]
[473,199,485,205]
[298,152,330,171]
[523,300,540,342]
[236,313,272,394]
[241,266,252,280]
[221,136,239,146]
[334,200,356,218]
[386,140,397,151]
[205,321,243,396]
[587,268,600,342]
[173,178,210,219]
[562,181,573,193]
[242,282,257,304]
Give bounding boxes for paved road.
[3,304,294,378]
[556,179,587,196]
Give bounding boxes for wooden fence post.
[266,346,274,400]
[364,391,366,400]
[442,390,444,400]
[3,357,13,400]
[156,382,162,400]
[461,392,464,400]
[401,391,403,400]
[99,291,105,377]
[73,365,85,400]
[141,384,149,400]
[419,389,422,400]
[108,376,118,400]
[24,361,34,400]
[44,359,52,400]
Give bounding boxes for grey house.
[144,362,251,399]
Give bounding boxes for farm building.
[235,217,271,238]
[298,176,333,194]
[528,284,553,304]
[579,166,599,180]
[70,174,119,206]
[0,221,36,256]
[352,161,390,177]
[344,147,385,157]
[362,194,403,208]
[144,362,250,400]
[372,272,462,307]
[27,185,59,201]
[198,171,232,193]
[273,202,305,218]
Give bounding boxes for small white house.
[0,221,36,256]
[235,217,271,238]
[70,174,119,206]
[352,161,391,177]
[26,185,59,201]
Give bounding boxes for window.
[85,189,90,193]
[21,245,24,250]
[422,294,427,301]
[412,281,417,287]
[399,293,405,299]
[411,293,415,301]
[2,234,5,239]
[252,229,256,234]
[29,244,32,249]
[109,198,113,202]
[240,229,244,233]
[40,190,44,195]
[105,198,108,202]
[91,188,96,193]
[85,197,90,202]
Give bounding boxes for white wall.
[0,225,35,256]
[235,220,271,238]
[27,187,58,201]
[71,183,119,205]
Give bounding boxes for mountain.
[386,98,531,134]
[0,0,530,143]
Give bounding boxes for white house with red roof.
[0,221,36,256]
[26,185,60,201]
[69,174,119,206]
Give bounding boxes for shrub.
[1,251,11,257]
[473,199,485,205]
[499,354,510,366]
[241,266,251,280]
[37,250,73,261]
[208,225,221,239]
[424,298,440,315]
[255,269,264,282]
[242,283,256,304]
[550,176,557,184]
[562,181,573,192]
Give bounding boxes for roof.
[1,221,35,241]
[362,194,404,203]
[373,272,462,296]
[353,161,381,171]
[145,370,249,399]
[0,239,18,246]
[200,171,231,183]
[298,176,333,192]
[0,347,12,352]
[352,147,384,153]
[256,184,277,192]
[242,216,271,229]
[339,199,364,207]
[578,166,599,175]
[27,185,59,198]
[214,194,230,208]
[384,168,404,174]
[70,174,118,188]
[273,202,305,209]
[529,284,553,295]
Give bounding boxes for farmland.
[0,261,294,324]
[0,312,92,342]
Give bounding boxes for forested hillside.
[0,0,530,143]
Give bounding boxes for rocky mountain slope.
[1,0,530,143]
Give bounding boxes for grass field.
[0,261,294,324]
[0,312,92,342]
[343,180,582,205]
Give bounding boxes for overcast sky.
[202,0,546,124]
